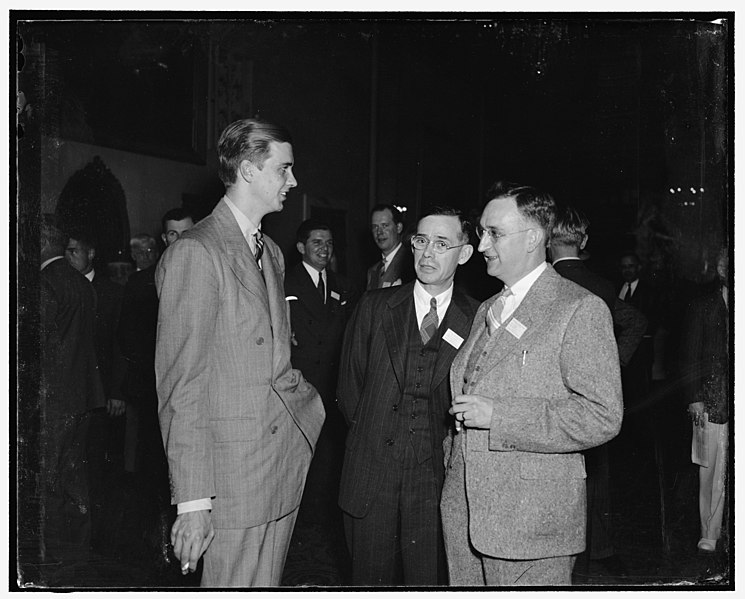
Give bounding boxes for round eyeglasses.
[410,235,467,254]
[475,226,533,244]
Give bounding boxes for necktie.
[253,231,264,268]
[623,283,631,301]
[317,273,325,303]
[420,297,439,345]
[486,288,513,335]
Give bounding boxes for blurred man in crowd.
[366,203,415,290]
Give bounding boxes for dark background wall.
[17,15,730,289]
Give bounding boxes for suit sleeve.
[336,295,371,426]
[613,298,647,367]
[489,294,623,453]
[155,239,219,504]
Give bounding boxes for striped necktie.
[420,297,439,345]
[486,288,513,335]
[253,231,264,268]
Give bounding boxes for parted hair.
[485,180,557,239]
[296,219,332,245]
[217,118,294,186]
[551,206,590,248]
[421,205,472,243]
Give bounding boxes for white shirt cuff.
[177,498,212,514]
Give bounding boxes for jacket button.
[385,438,394,446]
[415,383,421,389]
[271,425,278,434]
[392,405,398,411]
[256,337,264,345]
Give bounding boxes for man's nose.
[478,235,491,253]
[287,168,298,188]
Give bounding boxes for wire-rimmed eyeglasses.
[410,235,468,254]
[475,226,533,244]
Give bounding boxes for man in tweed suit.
[338,206,480,585]
[441,183,623,586]
[155,119,325,586]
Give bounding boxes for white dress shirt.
[499,261,548,322]
[302,261,326,301]
[413,280,453,329]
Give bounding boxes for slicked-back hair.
[41,214,68,255]
[371,203,405,226]
[217,118,293,186]
[485,180,557,240]
[551,206,590,248]
[130,234,158,250]
[420,205,472,243]
[296,219,332,245]
[161,207,194,233]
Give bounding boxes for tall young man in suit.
[442,183,623,586]
[155,119,325,587]
[338,206,479,585]
[366,203,416,290]
[40,216,105,562]
[285,219,357,524]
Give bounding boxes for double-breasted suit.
[155,198,325,585]
[441,265,623,581]
[338,282,479,584]
[366,244,416,290]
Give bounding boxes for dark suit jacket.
[682,284,729,423]
[284,263,357,407]
[41,258,105,418]
[554,259,646,366]
[118,265,159,406]
[619,278,658,335]
[337,282,479,517]
[91,272,126,400]
[366,244,416,290]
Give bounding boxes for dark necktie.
[420,297,439,345]
[377,259,386,287]
[253,231,264,269]
[623,283,631,301]
[317,273,325,304]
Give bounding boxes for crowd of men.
[35,117,730,588]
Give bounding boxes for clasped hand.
[688,401,707,428]
[449,394,493,429]
[171,509,215,574]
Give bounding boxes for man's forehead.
[308,229,332,240]
[417,215,459,238]
[482,197,519,224]
[371,210,393,223]
[267,140,294,164]
[166,218,193,229]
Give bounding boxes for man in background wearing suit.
[285,218,357,525]
[442,183,623,586]
[366,203,416,290]
[549,206,646,577]
[40,215,106,563]
[155,118,325,587]
[338,206,479,585]
[65,234,127,550]
[161,208,195,249]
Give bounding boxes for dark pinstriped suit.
[337,282,478,585]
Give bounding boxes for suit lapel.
[297,265,328,320]
[382,283,415,391]
[215,200,270,311]
[479,268,559,374]
[431,289,471,390]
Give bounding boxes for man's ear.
[458,244,474,265]
[526,228,544,253]
[89,247,96,261]
[580,234,588,251]
[396,222,404,235]
[296,241,306,256]
[239,159,255,183]
[161,233,167,246]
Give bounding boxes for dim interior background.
[16,14,732,588]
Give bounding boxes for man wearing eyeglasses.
[338,206,479,585]
[366,203,416,290]
[441,182,623,586]
[161,208,195,249]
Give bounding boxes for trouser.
[41,412,92,561]
[201,508,298,587]
[344,445,445,586]
[441,436,575,586]
[698,421,728,544]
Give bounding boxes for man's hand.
[688,401,707,428]
[450,394,494,429]
[171,510,215,574]
[106,398,126,417]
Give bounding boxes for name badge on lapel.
[330,290,340,302]
[443,329,464,349]
[505,318,527,339]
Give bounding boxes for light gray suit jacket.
[446,265,622,560]
[155,198,325,530]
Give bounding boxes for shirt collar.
[84,268,95,282]
[40,255,64,271]
[413,280,454,325]
[302,261,325,283]
[224,195,260,240]
[504,261,547,305]
[383,242,403,265]
[552,256,581,265]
